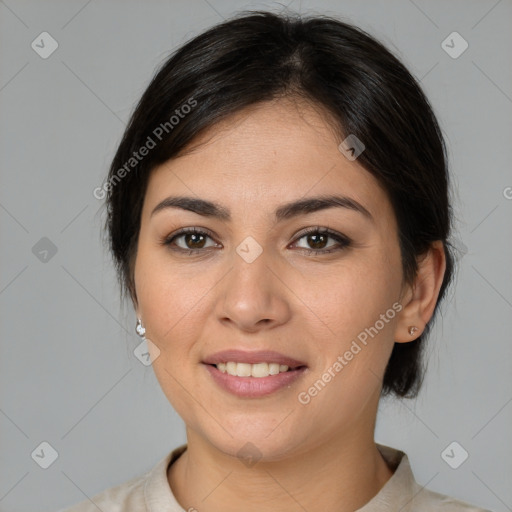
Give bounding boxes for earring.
[136,318,146,338]
[408,326,419,336]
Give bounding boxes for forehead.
[143,99,391,222]
[170,98,343,176]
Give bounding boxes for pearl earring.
[408,326,419,336]
[136,318,146,338]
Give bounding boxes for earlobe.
[394,241,447,343]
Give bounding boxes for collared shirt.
[57,443,492,511]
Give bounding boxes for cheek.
[296,272,400,422]
[133,244,222,400]
[304,255,401,337]
[135,241,212,338]
[297,248,402,394]
[134,247,210,417]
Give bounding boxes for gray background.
[1,1,511,511]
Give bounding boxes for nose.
[215,245,292,333]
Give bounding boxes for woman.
[61,10,492,512]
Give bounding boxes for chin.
[195,420,308,464]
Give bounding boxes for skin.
[133,98,446,512]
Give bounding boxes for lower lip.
[204,364,307,398]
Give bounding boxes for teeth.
[269,363,280,375]
[236,363,252,377]
[251,362,269,377]
[216,362,291,377]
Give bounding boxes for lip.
[202,349,307,368]
[204,364,308,398]
[202,349,308,398]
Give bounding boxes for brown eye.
[163,228,218,252]
[293,228,351,254]
[181,233,207,249]
[305,233,329,249]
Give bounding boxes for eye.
[162,227,219,253]
[161,226,351,256]
[291,227,351,255]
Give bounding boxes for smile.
[216,361,293,378]
[204,363,307,398]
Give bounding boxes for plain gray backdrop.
[1,1,511,511]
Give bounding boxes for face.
[134,98,408,461]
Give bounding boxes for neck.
[168,425,394,512]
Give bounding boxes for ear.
[394,241,447,343]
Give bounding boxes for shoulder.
[411,485,493,511]
[371,444,493,512]
[55,471,147,512]
[54,445,187,512]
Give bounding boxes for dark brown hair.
[104,11,454,399]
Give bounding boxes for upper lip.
[203,350,307,369]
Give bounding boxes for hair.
[104,10,455,399]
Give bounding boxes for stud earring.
[408,326,419,336]
[136,318,146,338]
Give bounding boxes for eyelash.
[160,226,352,256]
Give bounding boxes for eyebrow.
[151,194,373,222]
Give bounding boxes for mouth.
[202,350,308,398]
[210,361,305,378]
